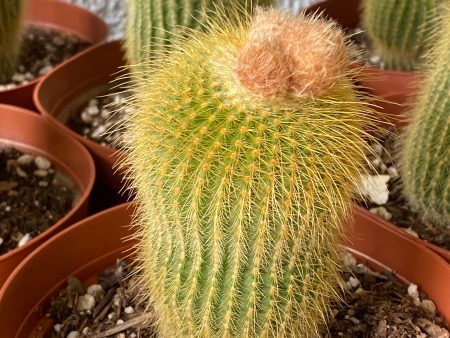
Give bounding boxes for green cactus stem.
[400,3,449,225]
[0,0,24,83]
[362,0,444,71]
[125,0,272,68]
[122,8,382,337]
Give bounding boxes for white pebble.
[15,166,28,178]
[0,238,3,246]
[342,252,357,267]
[91,125,106,139]
[420,299,436,315]
[53,323,61,332]
[387,166,399,179]
[34,169,48,177]
[24,72,34,81]
[81,111,93,123]
[130,334,137,338]
[82,327,90,335]
[100,108,111,119]
[17,154,34,166]
[76,294,96,312]
[12,73,26,83]
[116,334,125,338]
[360,175,390,205]
[88,98,98,106]
[86,284,104,302]
[35,156,51,170]
[4,206,11,212]
[370,55,381,64]
[116,319,125,325]
[407,283,421,306]
[39,65,53,76]
[404,227,419,238]
[349,276,360,288]
[369,206,392,221]
[373,143,383,155]
[124,306,134,314]
[66,331,80,338]
[38,181,49,187]
[107,312,114,319]
[87,105,100,116]
[18,233,32,247]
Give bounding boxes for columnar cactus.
[123,9,382,337]
[125,0,272,67]
[0,0,24,83]
[361,0,444,71]
[400,3,449,226]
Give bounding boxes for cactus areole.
[123,9,382,338]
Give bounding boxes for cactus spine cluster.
[125,0,272,68]
[123,8,382,338]
[362,0,444,71]
[0,0,24,83]
[400,3,449,226]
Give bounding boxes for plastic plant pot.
[0,0,109,110]
[34,40,126,190]
[0,204,449,336]
[0,104,95,287]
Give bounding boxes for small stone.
[407,283,421,306]
[17,154,34,166]
[116,319,125,325]
[404,227,419,238]
[66,331,80,338]
[81,111,93,123]
[342,252,357,267]
[54,324,61,332]
[12,73,26,83]
[417,318,450,338]
[4,205,11,212]
[116,334,125,338]
[348,276,360,288]
[370,55,381,65]
[76,294,96,313]
[387,166,399,179]
[82,327,90,335]
[87,105,100,116]
[373,143,383,155]
[11,232,23,242]
[38,181,49,187]
[24,72,34,81]
[35,156,51,170]
[15,166,28,178]
[91,125,106,139]
[360,175,390,205]
[100,108,111,119]
[421,299,436,315]
[124,306,134,314]
[52,35,65,46]
[34,169,48,177]
[86,284,104,302]
[369,206,392,221]
[379,163,388,173]
[0,238,3,246]
[371,158,381,168]
[88,98,98,106]
[107,312,114,320]
[130,334,137,338]
[18,233,32,247]
[39,65,53,76]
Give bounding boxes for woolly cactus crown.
[122,7,383,338]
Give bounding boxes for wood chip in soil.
[358,130,450,250]
[68,91,133,149]
[0,147,77,255]
[0,25,90,90]
[43,254,448,337]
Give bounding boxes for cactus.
[0,0,24,83]
[125,0,272,68]
[361,0,444,71]
[123,8,382,338]
[400,3,449,225]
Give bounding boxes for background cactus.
[0,0,24,83]
[125,0,272,68]
[123,9,382,337]
[400,3,449,225]
[361,0,444,71]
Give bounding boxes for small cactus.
[0,0,24,83]
[400,3,449,225]
[125,0,272,68]
[123,8,382,337]
[361,0,444,71]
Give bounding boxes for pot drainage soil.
[358,131,450,250]
[68,91,132,148]
[0,25,90,90]
[0,147,77,255]
[43,254,448,337]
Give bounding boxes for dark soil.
[68,91,132,148]
[46,260,156,338]
[359,131,450,250]
[0,25,90,89]
[325,252,449,337]
[44,255,448,338]
[0,147,76,255]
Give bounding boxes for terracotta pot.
[304,0,423,103]
[0,0,109,110]
[0,204,449,336]
[0,104,95,287]
[34,40,126,190]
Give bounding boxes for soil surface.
[0,25,90,90]
[350,27,384,69]
[359,131,450,250]
[0,147,76,255]
[44,254,448,337]
[68,91,132,148]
